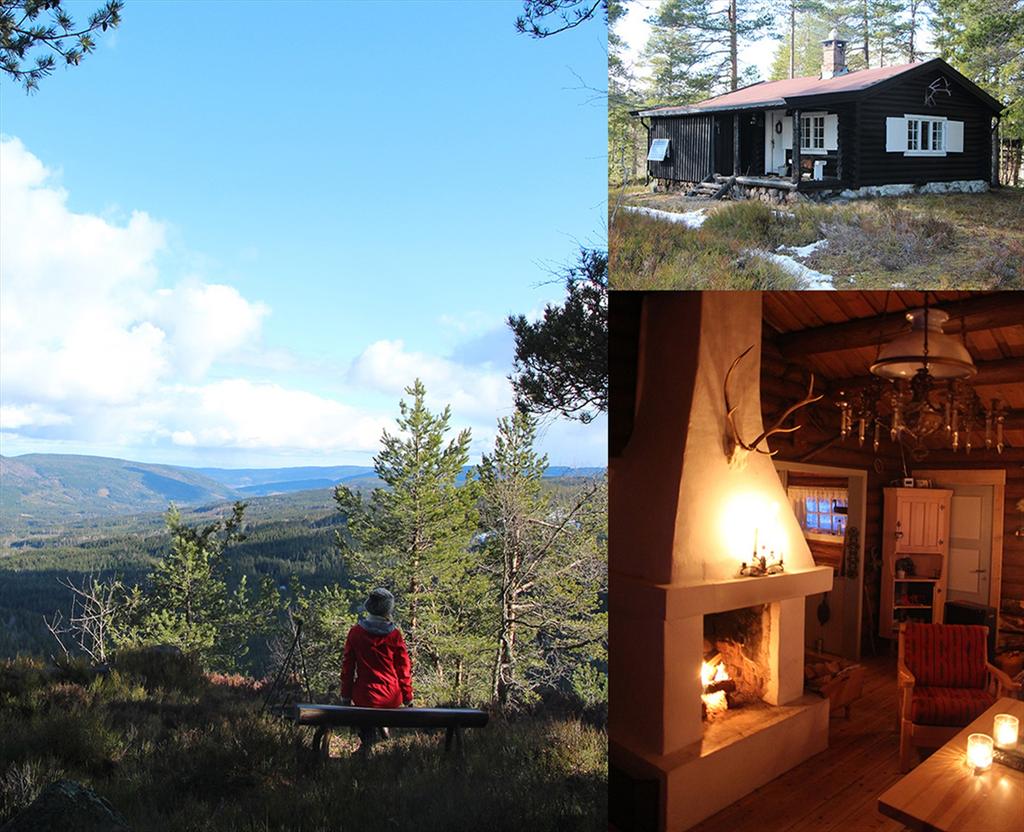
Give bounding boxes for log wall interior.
[608,291,1023,650]
[761,291,1024,649]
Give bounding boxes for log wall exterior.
[647,114,715,183]
[855,70,993,186]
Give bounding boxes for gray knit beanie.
[365,587,395,619]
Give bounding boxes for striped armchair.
[898,622,1020,772]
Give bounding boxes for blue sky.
[0,1,607,468]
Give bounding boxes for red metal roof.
[638,62,923,116]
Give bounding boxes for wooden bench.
[289,703,489,760]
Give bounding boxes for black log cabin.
[634,32,1004,196]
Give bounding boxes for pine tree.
[929,0,1024,182]
[478,412,607,712]
[1,0,122,92]
[645,0,775,95]
[508,248,608,425]
[335,380,486,704]
[132,502,281,671]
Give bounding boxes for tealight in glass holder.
[966,733,994,771]
[993,714,1019,750]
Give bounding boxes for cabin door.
[943,484,994,607]
[764,109,791,175]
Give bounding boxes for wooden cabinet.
[894,491,947,554]
[879,488,952,640]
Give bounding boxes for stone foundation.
[651,177,990,201]
[837,179,989,199]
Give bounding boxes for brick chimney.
[821,28,848,79]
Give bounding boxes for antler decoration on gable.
[724,345,823,469]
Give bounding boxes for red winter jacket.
[340,620,413,708]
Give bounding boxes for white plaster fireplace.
[610,293,834,831]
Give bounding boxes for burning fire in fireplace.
[701,656,734,719]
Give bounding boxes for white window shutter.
[946,120,964,152]
[886,117,907,152]
[824,114,838,150]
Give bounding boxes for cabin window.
[800,114,826,154]
[886,116,963,154]
[647,138,670,162]
[906,116,946,154]
[787,482,848,571]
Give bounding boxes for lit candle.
[994,714,1019,750]
[966,733,994,771]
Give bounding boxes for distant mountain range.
[0,454,604,530]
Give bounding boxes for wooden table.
[878,697,1024,831]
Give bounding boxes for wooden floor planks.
[690,654,908,832]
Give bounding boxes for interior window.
[787,476,849,571]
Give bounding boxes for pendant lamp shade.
[870,309,976,380]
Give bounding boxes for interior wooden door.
[944,484,994,607]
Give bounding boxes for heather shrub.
[0,758,65,824]
[112,646,205,695]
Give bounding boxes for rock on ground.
[0,780,131,832]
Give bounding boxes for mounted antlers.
[724,345,823,468]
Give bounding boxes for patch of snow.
[621,205,707,228]
[756,251,834,289]
[777,239,827,258]
[771,209,796,220]
[751,237,834,289]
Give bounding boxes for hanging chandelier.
[835,297,1005,456]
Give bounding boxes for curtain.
[787,485,848,536]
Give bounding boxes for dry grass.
[609,209,804,290]
[610,186,1024,290]
[0,657,606,831]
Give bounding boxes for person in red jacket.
[339,587,414,751]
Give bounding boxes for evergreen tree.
[131,502,281,671]
[335,380,485,704]
[770,9,832,79]
[515,0,606,38]
[609,0,648,184]
[930,0,1024,178]
[1,0,122,92]
[508,248,608,425]
[478,412,607,712]
[645,0,775,95]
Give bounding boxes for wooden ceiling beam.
[773,295,1024,358]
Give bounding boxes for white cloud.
[348,339,514,422]
[152,282,269,379]
[0,404,71,430]
[167,380,387,452]
[0,136,269,409]
[0,137,605,466]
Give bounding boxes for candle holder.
[993,714,1019,750]
[966,733,993,772]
